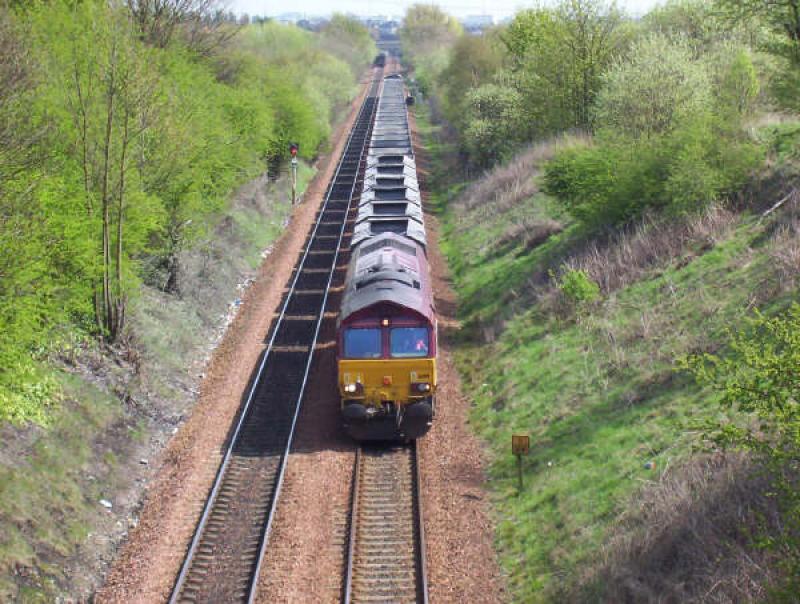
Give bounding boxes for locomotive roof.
[339,233,434,324]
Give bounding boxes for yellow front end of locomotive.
[339,358,437,407]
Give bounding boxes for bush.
[544,34,764,227]
[682,304,800,588]
[594,34,711,141]
[683,304,800,466]
[557,268,601,304]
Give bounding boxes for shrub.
[683,304,800,466]
[682,304,800,588]
[594,34,712,141]
[557,268,601,305]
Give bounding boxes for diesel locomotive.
[337,75,436,441]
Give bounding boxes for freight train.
[337,75,436,441]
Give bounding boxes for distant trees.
[402,0,630,167]
[320,14,378,78]
[400,4,463,95]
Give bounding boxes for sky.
[229,0,664,20]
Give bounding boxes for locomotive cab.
[339,305,436,440]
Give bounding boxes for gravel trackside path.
[409,105,509,604]
[95,70,376,604]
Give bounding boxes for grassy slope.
[417,104,800,601]
[0,166,310,602]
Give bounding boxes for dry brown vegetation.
[563,204,740,294]
[572,453,790,603]
[767,191,800,290]
[451,135,585,230]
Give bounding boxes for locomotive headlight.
[412,382,431,393]
[344,382,364,395]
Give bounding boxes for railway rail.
[169,70,382,604]
[344,443,428,604]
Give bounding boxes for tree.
[400,3,462,62]
[319,14,377,78]
[400,3,463,94]
[438,31,505,131]
[462,83,523,168]
[718,0,800,63]
[504,0,630,133]
[593,34,711,140]
[66,4,162,340]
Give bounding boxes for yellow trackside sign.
[512,434,530,456]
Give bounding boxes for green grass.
[415,104,800,601]
[0,372,120,601]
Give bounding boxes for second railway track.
[169,70,382,604]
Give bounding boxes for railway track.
[344,443,428,604]
[169,71,382,604]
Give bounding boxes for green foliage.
[557,268,601,304]
[438,32,505,131]
[320,14,378,78]
[545,33,764,226]
[682,304,800,586]
[594,35,711,140]
[717,0,800,64]
[462,83,523,167]
[683,305,800,464]
[504,0,632,134]
[400,3,462,64]
[400,4,464,97]
[0,6,367,424]
[406,0,631,167]
[0,362,60,425]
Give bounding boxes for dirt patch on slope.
[409,105,509,603]
[96,70,376,604]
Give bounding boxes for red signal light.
[289,143,299,157]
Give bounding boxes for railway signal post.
[512,434,530,494]
[289,142,299,205]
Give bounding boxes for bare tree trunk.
[72,63,106,333]
[100,42,117,339]
[114,109,131,339]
